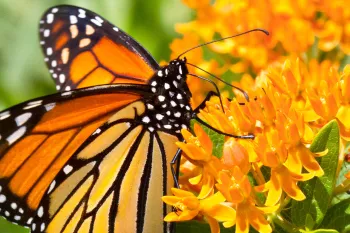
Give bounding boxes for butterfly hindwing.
[30,108,178,233]
[39,5,160,91]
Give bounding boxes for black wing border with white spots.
[39,5,160,91]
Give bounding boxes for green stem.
[271,214,300,233]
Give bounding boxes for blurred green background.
[0,0,191,232]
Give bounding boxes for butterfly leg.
[170,147,183,188]
[192,91,255,139]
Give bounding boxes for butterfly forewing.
[39,5,159,91]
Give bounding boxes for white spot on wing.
[0,111,10,120]
[62,91,72,96]
[51,8,58,13]
[46,47,53,56]
[142,116,150,123]
[15,112,32,126]
[63,165,73,174]
[95,16,103,23]
[91,18,102,26]
[27,217,33,224]
[43,29,50,37]
[59,74,66,83]
[11,203,17,209]
[70,15,78,24]
[46,13,54,24]
[158,95,165,102]
[41,223,46,232]
[0,194,6,203]
[174,112,181,118]
[47,180,56,194]
[6,126,26,145]
[173,81,178,88]
[24,103,41,110]
[113,27,119,31]
[51,60,57,67]
[156,114,164,120]
[28,100,42,106]
[44,103,56,111]
[78,9,86,18]
[37,206,44,218]
[93,128,101,135]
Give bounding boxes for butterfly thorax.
[141,59,192,134]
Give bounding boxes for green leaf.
[0,218,29,233]
[306,214,316,230]
[191,120,225,158]
[291,120,340,227]
[319,199,350,233]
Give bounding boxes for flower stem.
[271,214,300,233]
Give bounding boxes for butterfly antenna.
[188,73,225,112]
[177,28,269,59]
[187,62,250,102]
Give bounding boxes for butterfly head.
[167,57,188,78]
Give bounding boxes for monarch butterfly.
[0,5,264,233]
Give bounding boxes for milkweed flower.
[162,188,236,233]
[216,170,279,233]
[163,1,349,233]
[176,124,224,198]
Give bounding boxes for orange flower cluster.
[173,0,350,71]
[164,60,350,233]
[169,0,350,106]
[163,0,350,232]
